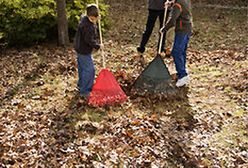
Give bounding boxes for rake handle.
[158,0,169,55]
[96,0,105,68]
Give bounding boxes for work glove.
[164,0,175,8]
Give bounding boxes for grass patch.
[233,108,246,117]
[210,123,248,148]
[191,8,247,51]
[191,65,224,82]
[0,32,4,39]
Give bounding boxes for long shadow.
[161,87,199,167]
[0,62,47,106]
[129,86,199,167]
[129,87,196,129]
[113,80,199,167]
[44,84,198,167]
[43,92,110,166]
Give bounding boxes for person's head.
[86,4,99,24]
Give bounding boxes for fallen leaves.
[0,42,247,167]
[0,3,247,167]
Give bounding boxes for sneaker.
[176,75,190,87]
[137,46,145,54]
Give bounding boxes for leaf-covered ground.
[0,1,247,168]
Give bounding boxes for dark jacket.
[164,0,193,33]
[74,16,100,55]
[148,0,165,10]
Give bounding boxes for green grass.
[0,32,4,39]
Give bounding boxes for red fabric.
[88,69,127,106]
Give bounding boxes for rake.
[133,0,175,94]
[88,0,127,106]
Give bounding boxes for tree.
[56,0,69,46]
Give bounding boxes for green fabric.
[134,55,174,93]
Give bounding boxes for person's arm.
[161,2,182,32]
[84,26,100,50]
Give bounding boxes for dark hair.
[86,4,99,17]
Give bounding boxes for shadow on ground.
[45,85,198,167]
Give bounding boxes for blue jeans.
[77,53,95,96]
[171,32,191,79]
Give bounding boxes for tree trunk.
[56,0,69,46]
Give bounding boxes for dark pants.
[139,9,167,52]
